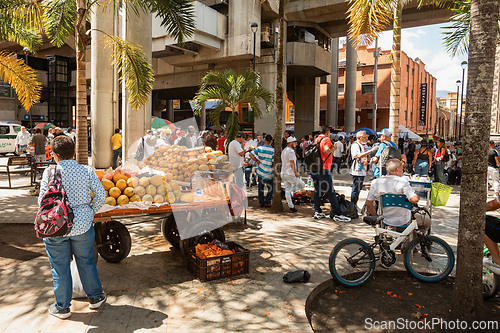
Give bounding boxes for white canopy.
[398,125,422,141]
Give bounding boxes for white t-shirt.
[350,141,367,176]
[366,175,417,226]
[228,139,244,168]
[334,141,344,157]
[281,146,297,176]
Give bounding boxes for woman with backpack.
[434,139,448,184]
[413,140,433,177]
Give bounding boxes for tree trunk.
[450,0,499,322]
[271,0,285,213]
[389,0,402,144]
[75,0,89,164]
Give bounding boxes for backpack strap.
[317,136,332,163]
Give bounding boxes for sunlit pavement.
[0,159,485,332]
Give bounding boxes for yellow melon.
[146,184,157,196]
[139,177,150,187]
[101,179,114,191]
[127,177,139,188]
[113,173,128,184]
[166,192,176,204]
[153,194,164,203]
[117,195,129,205]
[157,183,167,195]
[135,186,146,197]
[180,193,194,203]
[123,187,134,197]
[109,187,121,198]
[115,179,127,191]
[142,194,153,203]
[129,194,141,202]
[149,175,163,187]
[169,181,181,192]
[173,190,182,199]
[106,196,116,206]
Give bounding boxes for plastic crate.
[187,241,250,282]
[409,180,432,198]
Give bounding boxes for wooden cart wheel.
[161,214,180,248]
[96,221,131,263]
[179,220,225,259]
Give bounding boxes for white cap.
[377,128,392,136]
[287,136,297,143]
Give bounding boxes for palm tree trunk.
[271,0,285,212]
[75,0,89,164]
[450,0,499,321]
[389,0,402,144]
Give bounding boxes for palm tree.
[192,70,274,144]
[0,0,195,164]
[271,0,285,212]
[347,0,449,142]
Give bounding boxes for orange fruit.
[123,187,134,197]
[113,173,128,183]
[135,186,146,197]
[129,195,141,202]
[105,196,116,206]
[146,184,157,196]
[109,187,121,198]
[117,195,129,205]
[101,179,114,191]
[115,179,127,191]
[127,177,139,188]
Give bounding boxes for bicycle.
[329,195,455,287]
[483,244,500,299]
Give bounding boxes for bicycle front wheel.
[329,238,375,287]
[403,235,454,282]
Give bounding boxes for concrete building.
[437,92,465,139]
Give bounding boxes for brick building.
[320,45,437,136]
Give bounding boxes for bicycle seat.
[364,215,384,226]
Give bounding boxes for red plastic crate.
[187,241,250,281]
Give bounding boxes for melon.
[113,173,128,184]
[123,187,134,197]
[157,183,167,196]
[117,195,129,205]
[180,193,194,203]
[105,196,116,206]
[135,186,146,197]
[142,194,153,203]
[101,179,114,191]
[109,187,121,198]
[146,184,157,196]
[150,175,163,187]
[153,194,164,203]
[166,192,176,204]
[139,177,150,187]
[115,179,127,191]
[129,194,141,202]
[127,177,139,188]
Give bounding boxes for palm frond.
[441,0,474,57]
[347,0,393,46]
[207,103,226,130]
[226,111,240,144]
[0,50,41,111]
[102,34,154,110]
[147,0,195,45]
[42,0,77,47]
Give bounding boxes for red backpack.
[34,165,74,238]
[226,182,246,217]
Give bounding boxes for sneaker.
[332,215,351,222]
[49,304,71,319]
[289,207,298,213]
[89,294,107,310]
[314,212,326,219]
[483,257,500,275]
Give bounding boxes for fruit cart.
[93,195,236,263]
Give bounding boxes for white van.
[0,122,22,155]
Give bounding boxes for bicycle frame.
[374,220,419,251]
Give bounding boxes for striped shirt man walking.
[250,134,275,207]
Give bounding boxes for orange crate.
[187,241,250,281]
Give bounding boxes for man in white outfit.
[333,136,344,174]
[281,137,305,213]
[15,126,31,154]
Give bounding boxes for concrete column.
[228,0,260,60]
[91,4,114,169]
[326,38,339,128]
[254,63,284,136]
[344,38,357,132]
[200,102,206,131]
[122,9,152,163]
[166,99,174,121]
[294,76,320,140]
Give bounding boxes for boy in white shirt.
[281,137,305,213]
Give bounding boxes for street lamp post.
[459,61,467,139]
[455,80,461,141]
[251,22,258,71]
[23,47,33,131]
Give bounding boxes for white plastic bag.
[71,257,86,299]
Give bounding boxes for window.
[0,126,8,135]
[411,89,413,99]
[338,84,344,95]
[405,110,408,121]
[412,68,414,76]
[406,64,409,72]
[0,80,14,98]
[406,87,408,97]
[362,82,374,94]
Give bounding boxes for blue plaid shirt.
[38,160,106,237]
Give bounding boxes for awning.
[398,125,422,141]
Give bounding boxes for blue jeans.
[435,161,446,184]
[43,226,103,310]
[258,176,273,204]
[351,175,365,206]
[113,147,122,169]
[312,170,342,216]
[244,167,257,186]
[332,156,342,174]
[414,159,429,176]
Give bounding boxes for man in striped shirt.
[250,134,275,207]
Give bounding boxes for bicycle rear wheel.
[329,238,375,287]
[403,235,454,282]
[483,251,500,299]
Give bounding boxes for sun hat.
[287,136,297,143]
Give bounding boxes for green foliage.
[192,70,274,143]
[43,0,77,47]
[0,0,43,53]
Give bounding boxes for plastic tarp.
[398,125,422,141]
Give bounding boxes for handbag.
[135,137,145,161]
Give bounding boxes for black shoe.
[49,304,71,319]
[289,207,298,213]
[89,294,107,309]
